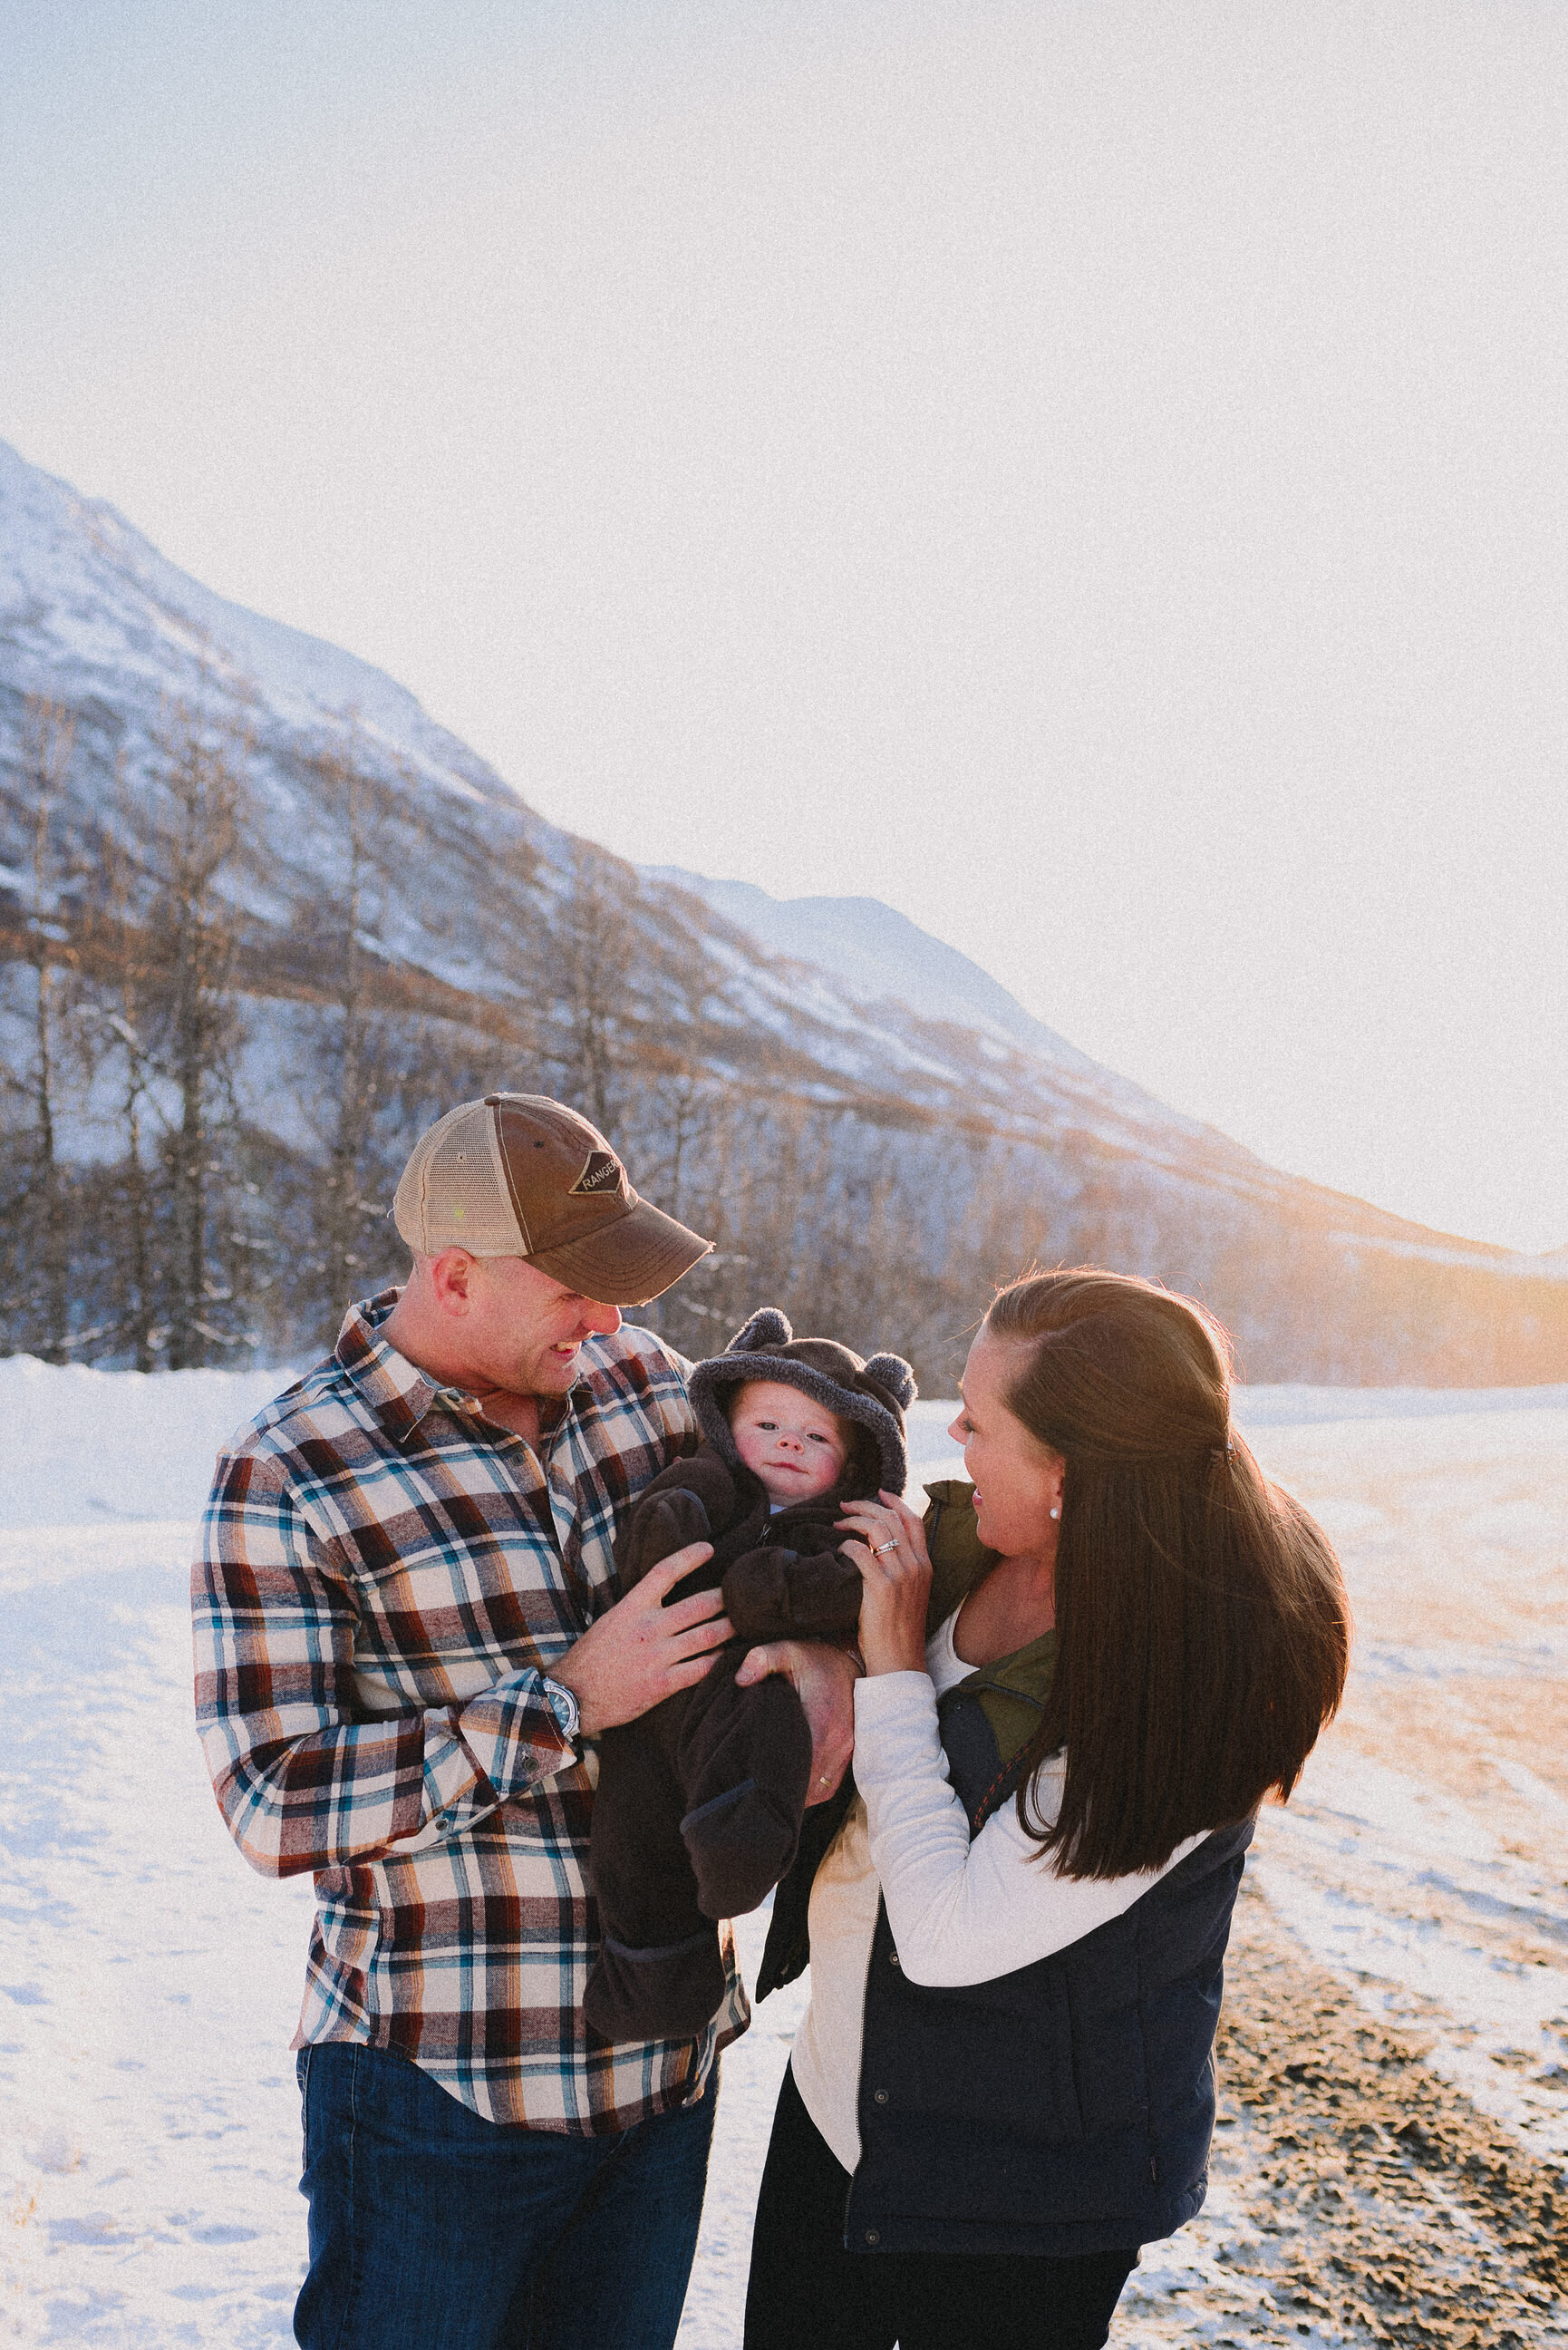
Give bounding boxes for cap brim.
[526,1198,713,1307]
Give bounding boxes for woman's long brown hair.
[983,1269,1350,1879]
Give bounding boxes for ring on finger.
[870,1539,900,1557]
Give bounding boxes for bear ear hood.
[690,1306,916,1496]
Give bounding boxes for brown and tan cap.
[392,1094,712,1306]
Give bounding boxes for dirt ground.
[1113,1877,1568,2348]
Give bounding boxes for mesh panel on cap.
[421,1112,524,1254]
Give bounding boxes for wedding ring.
[870,1539,900,1557]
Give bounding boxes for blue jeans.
[295,2043,718,2350]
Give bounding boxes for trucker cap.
[392,1094,712,1306]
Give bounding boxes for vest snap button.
[888,1951,900,1967]
[865,2229,880,2246]
[873,2088,889,2105]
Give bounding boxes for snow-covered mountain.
[645,871,1088,1063]
[0,437,512,817]
[3,434,1563,1380]
[0,435,575,999]
[644,867,1234,1149]
[0,436,1238,1175]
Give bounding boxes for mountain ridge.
[0,436,521,816]
[3,435,1564,1379]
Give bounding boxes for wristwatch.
[540,1675,581,1744]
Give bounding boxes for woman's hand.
[837,1490,933,1677]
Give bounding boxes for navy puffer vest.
[757,1481,1253,2259]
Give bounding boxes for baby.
[583,1306,915,2044]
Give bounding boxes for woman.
[741,1270,1350,2350]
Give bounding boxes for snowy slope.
[645,869,1099,1067]
[0,438,1323,1181]
[1,433,1172,1141]
[0,1354,302,1530]
[3,432,1563,1349]
[3,1362,1565,2345]
[645,866,1244,1170]
[661,871,1568,1270]
[0,439,515,816]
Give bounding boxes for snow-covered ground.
[2,1364,1565,2344]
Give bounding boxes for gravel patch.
[1114,1879,1568,2348]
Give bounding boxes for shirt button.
[872,2088,889,2105]
[865,2229,881,2247]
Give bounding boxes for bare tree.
[8,698,82,1361]
[481,811,547,1064]
[553,840,638,1137]
[90,753,163,1368]
[143,701,251,1368]
[306,743,394,1314]
[622,914,731,1228]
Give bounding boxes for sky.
[3,0,1566,1252]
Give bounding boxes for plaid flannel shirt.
[193,1290,748,2131]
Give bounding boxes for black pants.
[743,2066,1137,2350]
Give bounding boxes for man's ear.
[429,1247,479,1316]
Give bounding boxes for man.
[193,1093,856,2350]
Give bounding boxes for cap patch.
[570,1150,624,1197]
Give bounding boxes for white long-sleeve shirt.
[789,1613,1204,2170]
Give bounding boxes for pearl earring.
[1049,1503,1060,1520]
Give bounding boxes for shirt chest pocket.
[338,1521,584,1677]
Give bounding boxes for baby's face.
[730,1380,850,1505]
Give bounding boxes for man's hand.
[552,1545,731,1736]
[733,1640,859,1804]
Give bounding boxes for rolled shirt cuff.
[456,1669,576,1801]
